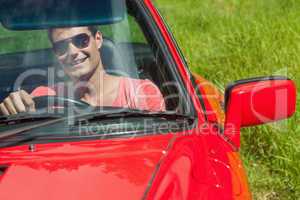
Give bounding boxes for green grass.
[155,0,300,199]
[0,29,50,54]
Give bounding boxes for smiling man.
[0,26,166,115]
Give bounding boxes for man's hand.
[0,90,36,116]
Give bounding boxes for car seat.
[100,37,139,78]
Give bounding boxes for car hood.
[0,134,174,200]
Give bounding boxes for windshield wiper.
[74,110,196,125]
[0,113,63,125]
[0,116,66,140]
[0,110,196,146]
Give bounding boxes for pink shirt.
[31,77,166,112]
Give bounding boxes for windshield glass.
[0,0,195,144]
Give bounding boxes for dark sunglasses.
[52,33,91,56]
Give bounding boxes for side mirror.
[224,76,296,148]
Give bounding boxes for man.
[0,26,165,115]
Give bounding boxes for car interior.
[0,0,184,112]
[0,38,160,97]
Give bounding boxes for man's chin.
[68,63,85,69]
[69,70,93,82]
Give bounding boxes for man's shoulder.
[121,76,159,91]
[120,76,165,111]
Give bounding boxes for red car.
[0,0,296,199]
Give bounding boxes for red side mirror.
[224,76,296,148]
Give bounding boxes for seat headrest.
[100,37,138,78]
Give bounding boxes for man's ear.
[95,31,103,49]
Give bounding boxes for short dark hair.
[48,26,99,43]
[87,26,98,36]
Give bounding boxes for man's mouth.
[69,57,88,67]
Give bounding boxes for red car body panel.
[0,134,173,200]
[143,1,251,199]
[0,131,251,200]
[0,0,253,199]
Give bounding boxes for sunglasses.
[52,33,91,56]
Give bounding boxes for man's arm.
[133,79,166,112]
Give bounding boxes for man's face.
[51,27,102,81]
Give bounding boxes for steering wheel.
[33,96,90,114]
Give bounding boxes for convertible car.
[0,0,296,199]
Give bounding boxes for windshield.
[0,0,195,145]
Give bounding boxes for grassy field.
[156,0,300,199]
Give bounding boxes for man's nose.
[66,42,79,58]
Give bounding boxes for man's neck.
[89,63,107,92]
[75,62,115,105]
